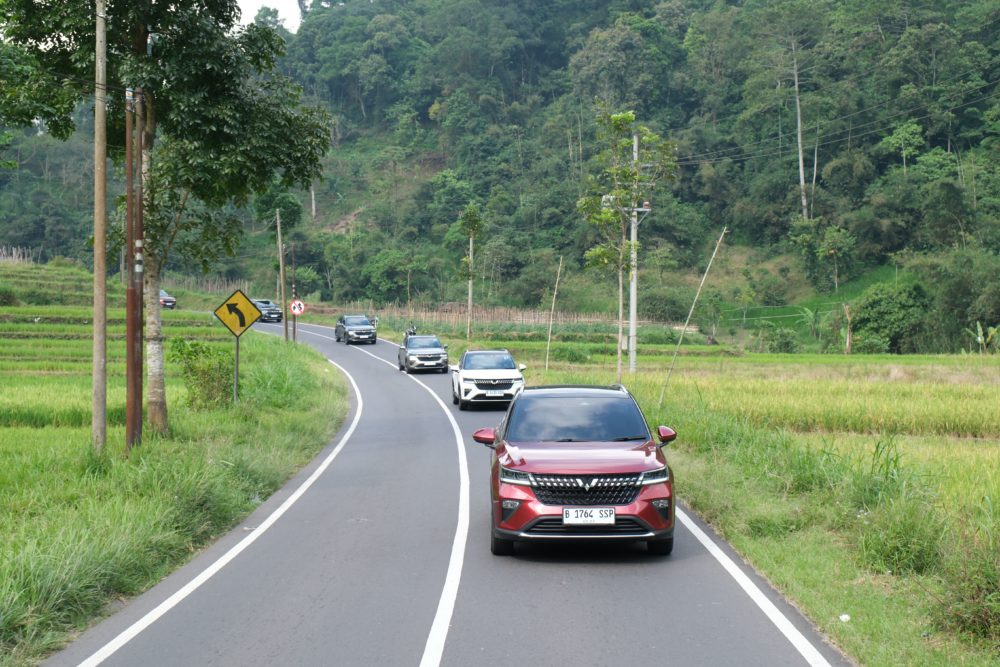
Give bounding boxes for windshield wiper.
[610,435,648,441]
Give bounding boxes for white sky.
[237,0,302,33]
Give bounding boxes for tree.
[1,1,331,436]
[578,109,676,382]
[457,202,485,340]
[879,121,924,175]
[816,226,856,292]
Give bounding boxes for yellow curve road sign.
[214,289,262,337]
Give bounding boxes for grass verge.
[0,334,347,666]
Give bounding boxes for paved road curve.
[47,323,852,667]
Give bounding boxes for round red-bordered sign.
[290,299,305,315]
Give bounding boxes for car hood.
[345,324,375,330]
[459,369,523,380]
[499,440,662,474]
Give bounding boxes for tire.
[398,358,405,371]
[458,398,468,410]
[335,331,341,342]
[491,522,514,556]
[647,537,674,556]
[452,391,459,405]
[440,366,447,373]
[370,339,377,345]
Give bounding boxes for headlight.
[462,377,476,383]
[639,466,670,485]
[499,466,533,486]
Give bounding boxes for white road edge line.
[677,508,832,667]
[331,333,468,667]
[78,357,364,667]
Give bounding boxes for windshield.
[505,395,650,443]
[465,352,516,370]
[255,300,275,308]
[408,336,442,349]
[344,316,371,326]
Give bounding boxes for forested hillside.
[2,0,999,352]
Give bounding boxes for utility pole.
[125,88,145,455]
[291,242,297,342]
[628,133,650,373]
[92,0,108,452]
[276,209,288,341]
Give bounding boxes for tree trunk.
[145,253,169,433]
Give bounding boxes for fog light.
[501,499,520,522]
[651,498,671,520]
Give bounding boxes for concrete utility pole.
[628,133,651,373]
[276,209,288,341]
[92,0,108,452]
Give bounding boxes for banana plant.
[964,321,998,353]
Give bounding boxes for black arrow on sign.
[226,303,246,328]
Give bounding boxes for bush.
[552,345,589,363]
[0,285,19,306]
[937,501,1000,646]
[856,487,944,574]
[167,339,233,409]
[853,334,890,354]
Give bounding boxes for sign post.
[213,289,262,402]
[290,299,305,343]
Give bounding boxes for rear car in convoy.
[397,333,448,373]
[451,349,526,410]
[472,385,676,556]
[335,314,377,344]
[253,298,283,323]
[158,289,176,310]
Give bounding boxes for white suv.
[451,349,526,410]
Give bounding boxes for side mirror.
[518,364,527,372]
[449,364,459,372]
[443,344,449,350]
[472,428,497,448]
[657,426,677,445]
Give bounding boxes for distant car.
[451,349,526,410]
[397,334,448,373]
[335,314,377,345]
[159,289,176,309]
[472,385,677,556]
[253,299,283,323]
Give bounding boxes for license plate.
[485,390,505,397]
[563,507,615,525]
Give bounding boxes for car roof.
[408,334,440,342]
[518,385,630,399]
[464,349,511,355]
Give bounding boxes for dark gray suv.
[335,314,377,344]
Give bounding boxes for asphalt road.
[47,322,853,667]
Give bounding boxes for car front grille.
[417,354,443,361]
[524,517,649,536]
[531,474,641,506]
[474,379,514,390]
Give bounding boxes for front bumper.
[460,381,524,404]
[406,355,448,370]
[345,329,376,342]
[492,481,674,542]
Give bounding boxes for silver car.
[397,334,448,373]
[335,314,377,345]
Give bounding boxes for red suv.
[472,385,676,556]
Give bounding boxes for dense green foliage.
[3,0,1000,352]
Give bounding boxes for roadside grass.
[0,305,347,666]
[531,357,999,665]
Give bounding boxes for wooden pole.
[276,210,288,341]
